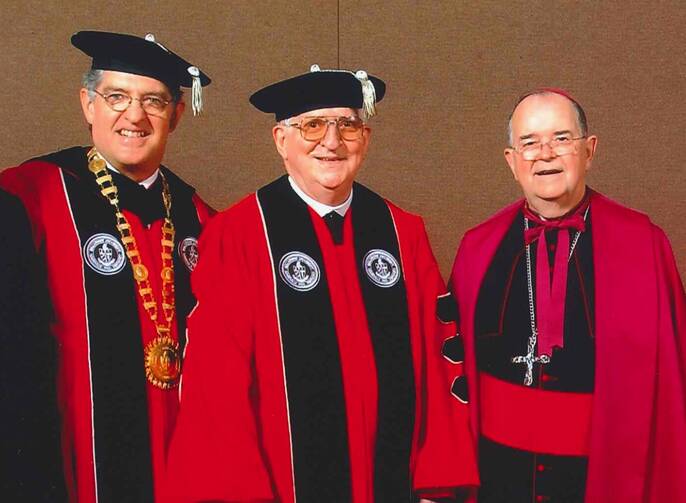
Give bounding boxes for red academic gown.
[450,190,686,502]
[168,178,478,502]
[0,147,214,503]
[0,189,66,500]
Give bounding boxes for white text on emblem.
[363,249,400,288]
[178,237,199,271]
[279,251,320,292]
[83,233,126,275]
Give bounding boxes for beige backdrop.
[2,0,684,280]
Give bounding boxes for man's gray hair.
[82,69,104,101]
[81,68,183,103]
[507,90,588,146]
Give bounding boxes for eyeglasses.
[94,90,172,116]
[283,116,365,142]
[511,135,586,161]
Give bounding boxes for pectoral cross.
[511,331,550,386]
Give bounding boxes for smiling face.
[272,107,371,205]
[80,70,185,181]
[504,93,597,217]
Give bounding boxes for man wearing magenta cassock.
[446,89,686,503]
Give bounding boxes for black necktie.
[324,211,344,245]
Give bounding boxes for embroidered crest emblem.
[83,233,126,275]
[363,249,400,288]
[279,251,320,292]
[178,237,199,271]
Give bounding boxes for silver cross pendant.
[511,331,550,386]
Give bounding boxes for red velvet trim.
[479,372,592,456]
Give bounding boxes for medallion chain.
[87,147,180,389]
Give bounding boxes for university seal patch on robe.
[256,175,416,502]
[0,146,211,502]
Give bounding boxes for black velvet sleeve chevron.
[436,292,459,324]
[450,376,469,404]
[442,335,465,364]
[436,292,469,403]
[438,292,465,363]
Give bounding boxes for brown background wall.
[2,0,684,280]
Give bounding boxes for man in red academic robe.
[0,31,213,502]
[447,89,686,502]
[168,65,478,502]
[0,189,66,500]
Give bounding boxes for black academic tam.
[250,66,386,121]
[71,30,211,91]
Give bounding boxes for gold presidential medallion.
[144,335,181,389]
[87,147,181,390]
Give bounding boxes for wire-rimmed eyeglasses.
[93,90,172,117]
[511,135,586,161]
[283,116,365,142]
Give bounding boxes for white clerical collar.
[288,176,352,217]
[105,159,160,189]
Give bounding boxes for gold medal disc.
[89,158,106,172]
[133,263,149,281]
[160,266,174,283]
[144,336,181,389]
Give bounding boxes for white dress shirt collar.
[105,159,160,189]
[288,176,352,217]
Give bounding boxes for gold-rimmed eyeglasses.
[283,116,365,142]
[94,90,172,117]
[511,135,586,161]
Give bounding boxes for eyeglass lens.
[299,117,364,141]
[98,92,169,116]
[520,139,579,160]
